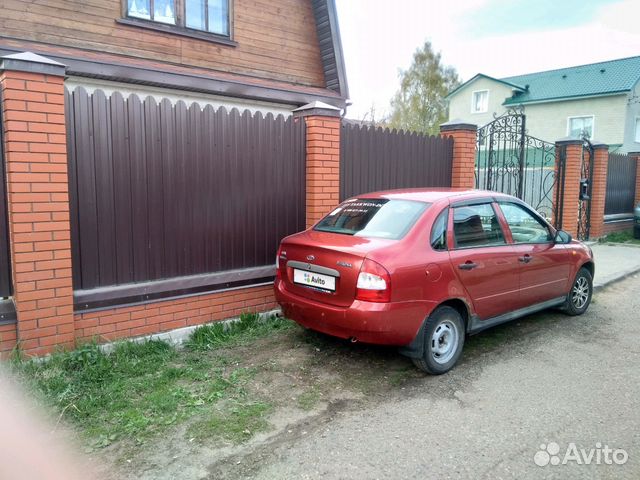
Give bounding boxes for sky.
[335,0,640,120]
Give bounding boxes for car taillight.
[356,258,391,303]
[275,246,283,280]
[276,245,288,280]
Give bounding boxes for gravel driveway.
[213,274,640,480]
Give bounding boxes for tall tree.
[388,42,460,135]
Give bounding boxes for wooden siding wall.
[340,123,454,200]
[66,88,306,294]
[1,0,325,87]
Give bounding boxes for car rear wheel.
[412,306,465,375]
[563,267,593,316]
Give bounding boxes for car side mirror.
[554,230,572,244]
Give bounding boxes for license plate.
[293,269,336,292]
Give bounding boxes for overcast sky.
[335,0,640,120]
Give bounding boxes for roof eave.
[503,90,631,106]
[446,73,526,99]
[312,0,349,100]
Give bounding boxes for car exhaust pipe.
[349,337,358,343]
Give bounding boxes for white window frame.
[471,90,489,114]
[634,116,640,143]
[566,115,595,139]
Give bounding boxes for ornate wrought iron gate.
[576,140,594,240]
[476,109,557,221]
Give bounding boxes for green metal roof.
[502,56,640,105]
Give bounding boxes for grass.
[297,386,322,411]
[187,312,295,351]
[188,400,273,444]
[11,313,293,451]
[600,229,640,245]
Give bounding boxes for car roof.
[354,188,514,204]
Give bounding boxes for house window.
[126,0,230,36]
[568,116,594,139]
[185,0,229,35]
[635,117,640,143]
[128,0,176,24]
[472,90,489,114]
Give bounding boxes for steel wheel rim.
[572,276,589,309]
[431,320,459,365]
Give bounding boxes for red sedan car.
[274,189,594,374]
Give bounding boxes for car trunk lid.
[278,230,393,307]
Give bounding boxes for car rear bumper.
[274,279,436,346]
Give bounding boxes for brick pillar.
[440,120,477,189]
[0,52,75,356]
[629,151,640,207]
[588,142,609,238]
[293,102,342,228]
[554,138,583,237]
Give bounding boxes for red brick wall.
[632,154,640,206]
[0,69,75,356]
[304,115,340,228]
[556,142,583,238]
[74,285,276,343]
[0,323,17,359]
[588,145,608,239]
[603,220,634,236]
[440,126,476,189]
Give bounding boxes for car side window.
[453,203,506,249]
[430,208,449,251]
[499,203,553,244]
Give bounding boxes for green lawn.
[600,229,640,245]
[10,313,294,451]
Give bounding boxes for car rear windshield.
[314,199,430,239]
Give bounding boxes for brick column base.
[1,52,75,356]
[588,143,609,239]
[440,120,477,189]
[293,102,342,228]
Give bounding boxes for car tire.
[563,267,593,316]
[412,306,465,375]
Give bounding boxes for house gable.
[0,0,348,107]
[447,75,518,126]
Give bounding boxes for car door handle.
[458,261,478,270]
[519,254,532,264]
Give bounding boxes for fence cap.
[590,140,608,150]
[292,101,342,118]
[0,51,66,76]
[555,136,583,146]
[440,119,477,132]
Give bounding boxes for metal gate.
[476,108,557,221]
[553,138,594,240]
[576,140,594,240]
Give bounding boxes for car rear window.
[314,199,430,239]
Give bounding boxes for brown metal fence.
[605,153,637,215]
[340,122,453,200]
[0,106,11,298]
[66,88,305,308]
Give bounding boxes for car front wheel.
[412,306,465,375]
[563,267,593,316]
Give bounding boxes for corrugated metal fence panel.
[67,88,305,291]
[605,153,637,215]
[0,106,11,297]
[340,123,454,200]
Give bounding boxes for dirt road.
[104,274,640,480]
[208,275,640,480]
